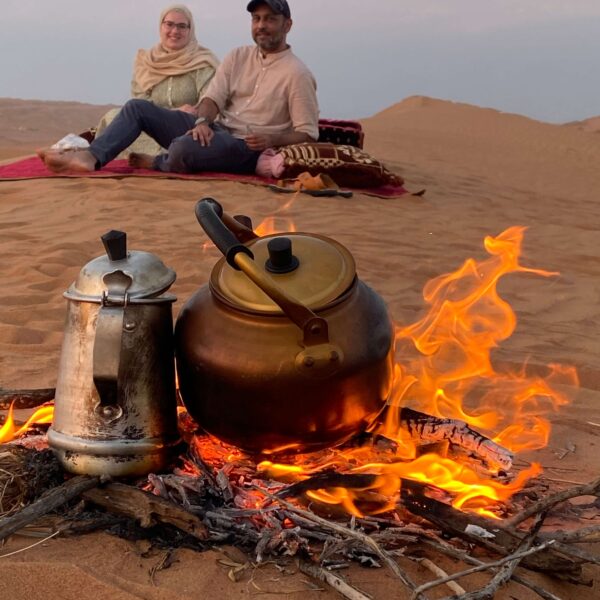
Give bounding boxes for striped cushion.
[278,143,403,188]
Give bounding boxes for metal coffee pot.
[48,231,180,477]
[175,199,395,454]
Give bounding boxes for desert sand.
[0,96,599,599]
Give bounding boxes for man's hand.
[187,123,214,146]
[245,133,274,151]
[177,104,198,115]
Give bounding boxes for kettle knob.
[265,237,299,274]
[101,230,127,262]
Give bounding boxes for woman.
[95,4,219,156]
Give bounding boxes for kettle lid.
[67,230,176,301]
[212,232,356,313]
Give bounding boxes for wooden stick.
[440,513,547,600]
[256,487,418,593]
[400,481,582,580]
[551,541,600,567]
[277,472,377,498]
[299,560,372,600]
[504,476,600,528]
[416,558,466,596]
[82,482,208,540]
[0,475,100,542]
[411,540,555,598]
[0,388,55,410]
[418,537,562,600]
[399,407,514,472]
[538,524,600,544]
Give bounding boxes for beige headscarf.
[133,4,219,94]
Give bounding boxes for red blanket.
[0,156,418,199]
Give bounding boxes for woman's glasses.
[162,21,190,31]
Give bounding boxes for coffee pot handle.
[92,269,133,422]
[195,198,331,349]
[93,305,125,420]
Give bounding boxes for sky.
[2,0,600,123]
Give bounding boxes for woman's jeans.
[89,99,260,174]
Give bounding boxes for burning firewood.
[398,408,514,473]
[276,472,378,499]
[399,479,589,584]
[0,433,598,599]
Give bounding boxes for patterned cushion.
[278,143,403,188]
[318,119,364,148]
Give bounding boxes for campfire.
[1,223,598,600]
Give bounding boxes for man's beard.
[254,31,284,52]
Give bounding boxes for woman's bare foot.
[37,148,97,173]
[128,152,156,169]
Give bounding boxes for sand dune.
[564,114,600,134]
[0,98,115,160]
[0,96,599,599]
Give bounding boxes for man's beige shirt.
[203,45,319,140]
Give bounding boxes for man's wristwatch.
[194,116,209,126]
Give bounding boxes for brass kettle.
[175,199,395,454]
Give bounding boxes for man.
[39,0,319,175]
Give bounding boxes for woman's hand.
[187,123,214,146]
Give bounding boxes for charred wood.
[277,472,377,499]
[0,475,101,542]
[82,482,208,541]
[0,388,55,410]
[399,408,513,472]
[504,475,600,528]
[259,487,419,593]
[59,512,130,536]
[537,524,600,545]
[216,469,234,503]
[204,510,261,544]
[400,480,585,583]
[550,541,600,568]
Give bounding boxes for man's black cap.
[247,0,291,19]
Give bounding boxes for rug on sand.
[0,156,422,199]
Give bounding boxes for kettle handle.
[93,303,125,420]
[195,198,330,347]
[92,269,133,422]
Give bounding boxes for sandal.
[269,172,353,198]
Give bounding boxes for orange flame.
[202,198,298,251]
[0,403,54,444]
[258,226,578,517]
[254,215,297,237]
[388,226,577,452]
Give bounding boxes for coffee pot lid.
[66,230,176,301]
[212,232,356,313]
